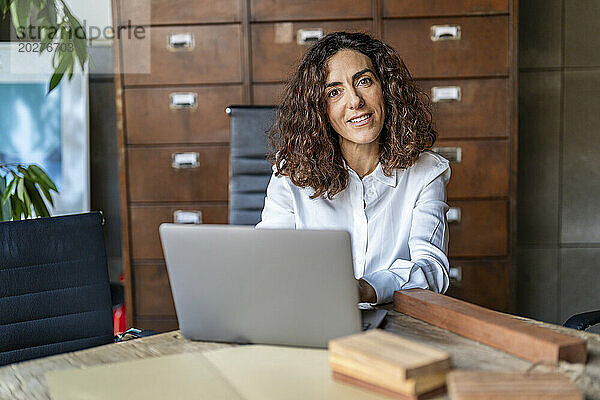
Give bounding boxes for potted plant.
[0,163,58,220]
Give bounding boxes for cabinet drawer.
[122,25,242,86]
[127,145,229,202]
[383,16,509,78]
[384,0,508,18]
[133,263,176,316]
[417,78,508,139]
[129,205,228,260]
[119,0,241,25]
[253,83,284,106]
[252,21,373,83]
[125,86,242,144]
[447,200,508,257]
[251,0,371,22]
[446,260,511,312]
[432,140,509,198]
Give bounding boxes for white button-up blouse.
[256,151,451,304]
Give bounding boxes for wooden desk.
[2,307,599,400]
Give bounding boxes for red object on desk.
[113,304,126,335]
[113,273,127,335]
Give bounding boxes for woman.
[256,32,450,304]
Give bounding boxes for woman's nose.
[347,88,364,110]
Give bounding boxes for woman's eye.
[328,89,340,98]
[358,77,372,86]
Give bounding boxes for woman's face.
[324,49,385,149]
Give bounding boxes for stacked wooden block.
[328,330,451,399]
[447,371,582,400]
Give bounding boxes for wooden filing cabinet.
[112,0,242,331]
[382,0,516,312]
[113,0,517,331]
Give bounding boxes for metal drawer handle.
[446,207,462,223]
[174,210,202,224]
[431,146,462,163]
[167,33,195,50]
[432,86,462,103]
[449,266,462,282]
[297,28,323,45]
[169,92,197,110]
[430,25,461,41]
[171,152,200,169]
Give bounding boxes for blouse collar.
[346,161,398,188]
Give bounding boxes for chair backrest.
[0,212,114,366]
[228,106,277,225]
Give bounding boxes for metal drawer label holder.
[432,86,462,103]
[174,210,202,224]
[446,207,462,223]
[297,28,324,45]
[171,152,200,169]
[169,92,198,110]
[430,25,461,41]
[167,33,195,51]
[431,147,462,163]
[449,266,462,282]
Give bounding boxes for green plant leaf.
[16,177,32,216]
[1,175,16,204]
[62,3,87,70]
[28,164,58,191]
[48,43,72,91]
[11,196,24,220]
[48,70,64,92]
[38,182,55,206]
[0,176,4,220]
[17,165,29,176]
[25,179,50,217]
[16,176,25,201]
[2,192,12,221]
[0,0,13,15]
[9,0,31,30]
[66,51,75,80]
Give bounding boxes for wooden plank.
[328,330,450,380]
[332,371,447,400]
[446,371,582,400]
[394,289,587,364]
[329,355,447,395]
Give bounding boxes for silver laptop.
[159,224,382,348]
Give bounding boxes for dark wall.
[88,45,122,282]
[518,0,600,333]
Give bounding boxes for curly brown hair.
[268,31,437,199]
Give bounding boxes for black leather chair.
[227,105,277,225]
[0,212,115,366]
[564,311,600,331]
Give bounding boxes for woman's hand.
[358,278,377,303]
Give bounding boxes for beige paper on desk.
[46,345,386,399]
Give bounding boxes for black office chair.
[0,212,152,366]
[227,105,277,225]
[564,311,600,331]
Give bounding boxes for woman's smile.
[348,112,373,126]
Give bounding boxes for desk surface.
[1,306,599,400]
